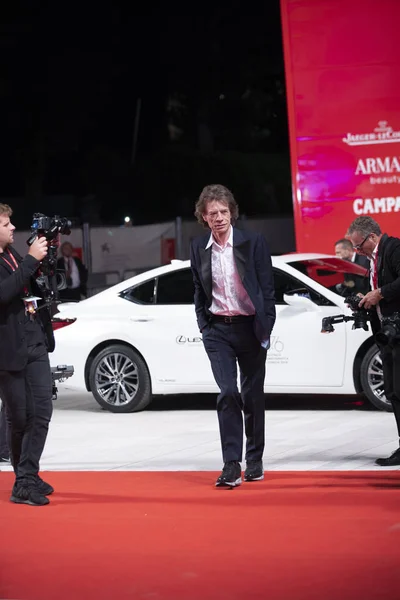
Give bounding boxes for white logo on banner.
[353,197,400,215]
[343,121,400,146]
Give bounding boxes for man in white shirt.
[57,242,88,302]
[335,238,369,268]
[334,238,370,295]
[347,216,400,466]
[190,184,276,488]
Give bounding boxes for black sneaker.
[215,461,242,488]
[244,460,264,482]
[36,476,54,496]
[10,483,50,506]
[0,456,11,463]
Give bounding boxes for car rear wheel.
[89,344,152,413]
[360,345,392,412]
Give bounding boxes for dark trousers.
[0,401,9,457]
[202,320,267,463]
[380,342,400,438]
[0,343,53,484]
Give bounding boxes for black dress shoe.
[244,460,264,482]
[375,447,400,467]
[215,461,242,488]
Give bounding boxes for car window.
[273,268,333,306]
[156,269,194,305]
[120,278,156,304]
[287,258,369,296]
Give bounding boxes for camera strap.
[372,251,379,289]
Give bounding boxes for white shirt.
[64,257,80,289]
[206,227,255,316]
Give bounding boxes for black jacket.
[0,246,55,371]
[369,233,400,335]
[190,227,276,343]
[342,253,370,295]
[354,253,370,269]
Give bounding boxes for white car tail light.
[52,318,76,331]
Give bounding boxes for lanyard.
[0,249,30,298]
[0,249,19,271]
[372,248,379,289]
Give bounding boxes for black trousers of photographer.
[0,340,53,485]
[380,342,400,438]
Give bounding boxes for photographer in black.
[0,203,55,505]
[347,216,400,466]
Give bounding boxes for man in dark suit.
[0,203,55,505]
[347,216,400,466]
[190,184,276,488]
[334,237,370,295]
[57,241,88,301]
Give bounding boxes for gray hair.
[347,216,381,237]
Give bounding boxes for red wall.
[280,0,400,253]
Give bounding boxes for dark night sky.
[1,3,289,226]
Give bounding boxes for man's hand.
[28,237,48,261]
[358,289,383,309]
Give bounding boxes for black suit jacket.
[345,253,370,295]
[368,233,400,336]
[56,256,88,296]
[190,227,276,343]
[354,253,370,269]
[0,246,55,371]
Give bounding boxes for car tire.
[89,344,152,413]
[360,345,392,412]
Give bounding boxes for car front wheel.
[89,344,152,413]
[360,345,392,412]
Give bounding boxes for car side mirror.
[283,292,319,312]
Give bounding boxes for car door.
[121,267,214,387]
[266,268,346,387]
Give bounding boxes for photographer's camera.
[375,313,400,346]
[27,213,73,308]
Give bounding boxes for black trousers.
[202,320,267,463]
[380,342,400,438]
[0,401,9,457]
[0,343,53,484]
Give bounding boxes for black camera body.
[321,294,372,334]
[321,295,400,346]
[27,213,73,308]
[376,313,400,346]
[28,213,72,246]
[342,294,370,331]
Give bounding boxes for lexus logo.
[175,335,202,345]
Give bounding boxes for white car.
[51,253,388,413]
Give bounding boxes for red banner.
[281,0,400,253]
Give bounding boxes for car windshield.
[287,258,369,296]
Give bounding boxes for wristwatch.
[378,288,384,299]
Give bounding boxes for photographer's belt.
[0,249,37,317]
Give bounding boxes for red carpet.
[0,471,399,600]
